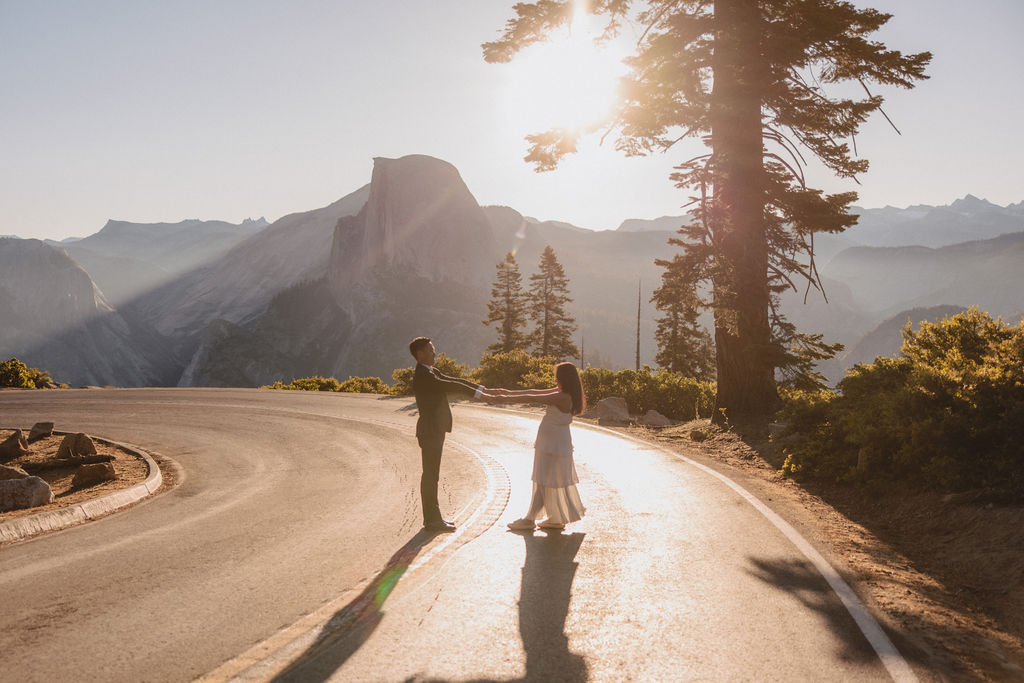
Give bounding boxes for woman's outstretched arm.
[481,389,570,411]
[489,387,560,396]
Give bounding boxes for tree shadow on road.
[271,528,436,683]
[744,554,936,674]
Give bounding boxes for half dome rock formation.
[330,154,495,295]
[0,238,169,386]
[325,155,497,375]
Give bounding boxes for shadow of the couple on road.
[271,528,436,682]
[514,530,589,683]
[408,529,589,683]
[275,528,588,683]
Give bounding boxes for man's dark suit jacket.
[413,363,482,438]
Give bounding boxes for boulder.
[72,462,117,488]
[56,432,97,459]
[641,410,673,427]
[0,464,30,481]
[594,397,633,426]
[28,421,55,442]
[0,476,53,512]
[0,430,30,463]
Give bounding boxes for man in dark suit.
[409,336,484,532]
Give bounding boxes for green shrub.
[25,367,58,388]
[0,358,33,388]
[390,367,414,396]
[580,366,715,420]
[0,358,62,388]
[471,350,557,390]
[262,376,342,392]
[339,376,391,394]
[262,374,390,394]
[778,308,1024,498]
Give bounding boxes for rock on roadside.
[0,430,30,463]
[28,421,55,442]
[72,462,118,488]
[0,464,30,481]
[0,476,54,512]
[56,432,97,459]
[641,410,673,427]
[594,397,634,426]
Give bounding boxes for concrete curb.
[0,430,164,544]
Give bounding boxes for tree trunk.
[709,0,778,426]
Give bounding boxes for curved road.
[0,389,928,682]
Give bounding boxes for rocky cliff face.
[318,155,498,377]
[177,279,350,387]
[329,155,495,297]
[0,238,170,386]
[0,238,110,339]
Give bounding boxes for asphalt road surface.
[0,389,928,682]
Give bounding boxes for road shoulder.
[617,419,1024,681]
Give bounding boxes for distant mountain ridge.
[2,156,1021,387]
[46,217,268,306]
[615,194,1024,249]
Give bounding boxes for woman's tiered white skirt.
[531,408,585,523]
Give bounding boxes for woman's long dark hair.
[555,362,586,416]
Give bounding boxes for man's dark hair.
[409,336,432,359]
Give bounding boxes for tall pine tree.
[484,1,930,425]
[527,245,579,359]
[652,254,715,380]
[483,252,529,354]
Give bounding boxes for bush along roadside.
[264,349,716,423]
[0,358,65,389]
[777,308,1024,500]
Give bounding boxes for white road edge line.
[580,420,918,683]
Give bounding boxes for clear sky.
[2,1,1022,240]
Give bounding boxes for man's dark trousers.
[418,432,445,525]
[412,362,481,527]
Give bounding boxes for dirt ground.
[621,419,1024,681]
[0,429,150,523]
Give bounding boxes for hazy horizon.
[3,178,1022,244]
[3,0,1022,240]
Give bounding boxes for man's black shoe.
[424,519,456,532]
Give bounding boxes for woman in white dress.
[482,362,586,531]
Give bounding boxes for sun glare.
[507,5,628,134]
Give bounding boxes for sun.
[505,5,629,134]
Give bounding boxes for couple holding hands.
[409,336,586,534]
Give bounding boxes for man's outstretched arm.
[428,368,484,397]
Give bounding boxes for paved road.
[0,389,927,682]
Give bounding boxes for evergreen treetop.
[527,245,579,359]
